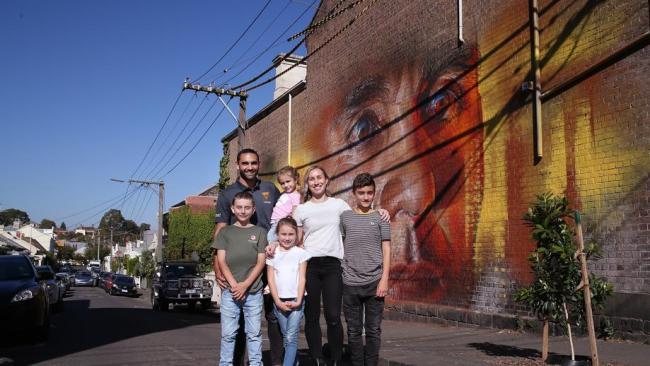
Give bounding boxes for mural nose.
[379,173,434,218]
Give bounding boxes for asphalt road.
[0,286,224,366]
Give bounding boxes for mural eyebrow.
[345,77,388,110]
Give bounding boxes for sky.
[0,0,317,229]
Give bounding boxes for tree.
[98,209,143,244]
[139,223,151,232]
[166,206,215,272]
[40,218,56,229]
[218,141,230,190]
[56,245,76,261]
[138,250,156,279]
[516,193,612,362]
[0,208,30,226]
[99,209,126,233]
[84,243,111,261]
[126,256,139,276]
[60,222,67,231]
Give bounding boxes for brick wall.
[224,0,650,335]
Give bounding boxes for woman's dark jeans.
[305,256,344,362]
[342,281,384,366]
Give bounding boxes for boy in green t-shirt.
[212,191,267,366]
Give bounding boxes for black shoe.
[313,357,326,366]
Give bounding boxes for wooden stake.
[542,320,549,361]
[575,211,600,366]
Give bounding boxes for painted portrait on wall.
[301,39,485,302]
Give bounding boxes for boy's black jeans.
[342,280,384,366]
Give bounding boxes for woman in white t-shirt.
[292,166,389,366]
[292,165,348,366]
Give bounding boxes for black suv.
[151,261,213,311]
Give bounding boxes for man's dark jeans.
[305,256,344,362]
[342,281,384,366]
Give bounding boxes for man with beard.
[213,148,283,366]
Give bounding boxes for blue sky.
[0,0,316,228]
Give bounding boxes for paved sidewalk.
[139,287,649,365]
[376,319,649,366]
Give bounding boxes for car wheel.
[160,298,169,311]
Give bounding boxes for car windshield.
[115,276,134,285]
[164,264,199,279]
[0,257,34,281]
[77,271,92,278]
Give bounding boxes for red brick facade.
[223,0,650,334]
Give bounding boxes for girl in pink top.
[267,166,302,242]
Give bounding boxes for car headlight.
[12,289,34,302]
[203,280,212,288]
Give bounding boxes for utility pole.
[182,80,248,150]
[96,235,99,261]
[110,178,165,263]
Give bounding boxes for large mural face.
[282,0,650,308]
[301,45,484,302]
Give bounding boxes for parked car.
[36,265,64,312]
[74,271,94,287]
[102,273,114,293]
[0,255,50,341]
[90,266,100,286]
[151,261,212,311]
[109,275,137,297]
[55,272,72,291]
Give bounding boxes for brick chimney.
[272,54,306,99]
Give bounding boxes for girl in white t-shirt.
[266,217,311,366]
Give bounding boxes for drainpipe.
[529,0,543,164]
[288,93,292,165]
[458,0,464,45]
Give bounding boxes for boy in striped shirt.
[340,173,391,366]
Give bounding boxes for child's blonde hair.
[276,165,300,182]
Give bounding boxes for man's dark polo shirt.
[215,179,280,231]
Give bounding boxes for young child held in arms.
[266,217,311,366]
[267,166,301,243]
[340,173,391,366]
[213,191,267,366]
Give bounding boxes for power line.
[54,192,132,222]
[208,0,293,84]
[162,100,230,178]
[192,0,272,83]
[128,90,184,180]
[137,92,197,179]
[242,0,380,92]
[287,0,354,41]
[141,94,210,180]
[135,189,155,223]
[219,0,317,86]
[71,186,144,228]
[149,97,220,179]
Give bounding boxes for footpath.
[140,288,649,365]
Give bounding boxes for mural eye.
[347,110,379,142]
[424,90,458,119]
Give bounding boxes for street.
[0,286,223,366]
